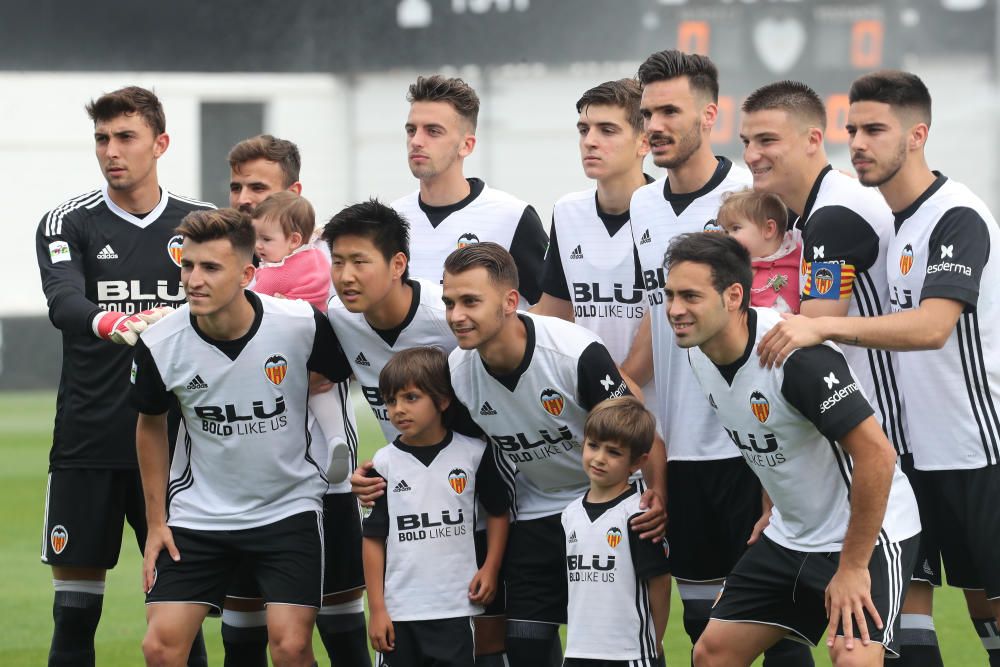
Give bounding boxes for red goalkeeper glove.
[95,306,175,345]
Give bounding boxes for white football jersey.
[367,434,487,621]
[631,158,752,460]
[562,486,667,665]
[327,278,456,440]
[798,166,909,455]
[887,175,1000,470]
[688,308,920,551]
[449,313,629,521]
[133,294,344,530]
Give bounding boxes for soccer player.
[391,74,548,305]
[562,397,671,667]
[224,137,370,667]
[664,232,919,667]
[758,69,1000,665]
[739,79,931,666]
[35,86,212,667]
[132,208,353,667]
[363,347,509,666]
[228,134,302,213]
[624,50,813,666]
[443,242,665,667]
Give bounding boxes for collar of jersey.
[101,184,169,229]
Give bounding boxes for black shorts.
[564,657,665,667]
[911,465,1000,598]
[711,533,918,656]
[666,458,762,581]
[899,453,942,587]
[229,492,365,599]
[41,468,146,569]
[147,510,324,612]
[505,514,567,624]
[375,617,475,667]
[474,528,506,616]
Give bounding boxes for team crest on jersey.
[264,354,288,385]
[813,267,835,295]
[540,388,565,416]
[606,527,623,548]
[167,235,184,267]
[900,244,914,275]
[50,525,68,554]
[457,233,480,249]
[448,468,468,494]
[703,219,723,233]
[750,391,770,423]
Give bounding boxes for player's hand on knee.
[824,565,881,650]
[351,461,385,506]
[468,567,498,605]
[368,609,395,653]
[633,489,667,540]
[143,523,179,593]
[97,306,175,346]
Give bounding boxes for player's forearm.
[362,537,389,612]
[483,514,510,573]
[839,427,896,570]
[135,414,170,526]
[642,434,667,500]
[621,313,653,386]
[819,303,956,352]
[648,573,671,649]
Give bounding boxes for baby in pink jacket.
[250,192,351,482]
[717,189,801,314]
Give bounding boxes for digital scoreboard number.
[645,1,898,151]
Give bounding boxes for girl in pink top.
[717,189,802,314]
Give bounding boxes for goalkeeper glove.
[95,306,175,346]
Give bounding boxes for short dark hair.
[636,50,719,103]
[576,79,644,133]
[849,70,932,126]
[176,208,255,261]
[665,233,752,311]
[408,75,480,131]
[742,80,827,129]
[322,199,410,281]
[584,397,656,462]
[717,189,790,235]
[443,242,519,290]
[228,135,301,187]
[252,191,315,240]
[86,86,166,135]
[379,347,455,413]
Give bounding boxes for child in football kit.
[249,192,353,482]
[562,397,670,667]
[717,188,801,313]
[362,347,509,667]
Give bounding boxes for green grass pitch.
[0,390,980,665]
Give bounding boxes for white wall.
[4,61,998,315]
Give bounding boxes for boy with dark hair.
[663,232,919,667]
[391,74,547,307]
[132,207,353,667]
[362,346,509,666]
[760,68,1000,666]
[443,242,665,667]
[562,396,671,667]
[36,85,212,667]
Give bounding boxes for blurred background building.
[2,0,997,387]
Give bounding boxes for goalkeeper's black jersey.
[35,186,213,470]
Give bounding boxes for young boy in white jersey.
[132,208,354,667]
[249,191,352,483]
[562,397,670,667]
[716,189,801,314]
[363,347,509,667]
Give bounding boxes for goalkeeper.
[33,86,213,667]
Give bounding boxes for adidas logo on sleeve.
[480,401,498,416]
[96,244,118,260]
[185,375,208,391]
